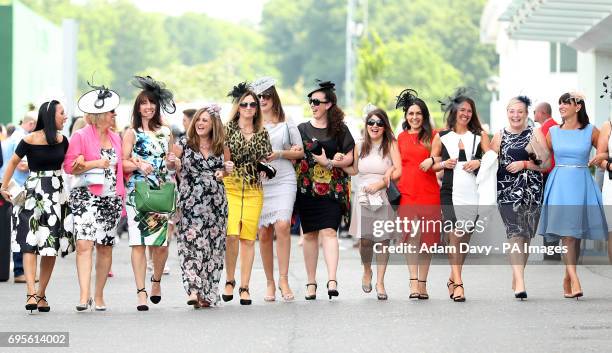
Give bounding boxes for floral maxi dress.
[176,137,228,305]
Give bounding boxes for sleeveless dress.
[439,130,483,229]
[259,119,303,227]
[496,127,543,239]
[176,137,227,305]
[397,131,441,245]
[126,127,173,246]
[348,142,393,239]
[600,121,612,231]
[537,124,608,240]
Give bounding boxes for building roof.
[500,0,612,51]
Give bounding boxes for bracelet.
[326,159,334,171]
[440,160,446,169]
[523,161,528,170]
[430,157,435,164]
[279,151,283,159]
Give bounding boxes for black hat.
[307,79,335,98]
[131,75,176,114]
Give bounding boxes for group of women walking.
[1,73,611,313]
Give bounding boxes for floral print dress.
[176,137,227,305]
[67,148,123,246]
[126,127,173,246]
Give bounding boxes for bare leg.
[151,246,169,298]
[360,239,373,292]
[224,235,239,296]
[94,245,113,306]
[562,237,582,295]
[131,245,147,306]
[239,239,255,300]
[509,237,529,294]
[275,221,293,299]
[319,228,338,291]
[375,239,390,296]
[76,240,94,304]
[258,225,275,300]
[37,256,56,306]
[23,253,37,306]
[302,231,319,296]
[406,232,421,295]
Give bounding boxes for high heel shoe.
[409,278,419,299]
[264,280,276,302]
[136,288,149,311]
[36,295,50,312]
[418,280,429,300]
[150,275,162,304]
[305,283,317,300]
[278,275,294,301]
[327,280,339,300]
[75,297,93,312]
[447,278,455,299]
[514,291,528,300]
[221,280,236,302]
[452,283,466,302]
[362,271,373,293]
[568,291,584,299]
[239,287,252,305]
[376,284,388,300]
[25,294,37,313]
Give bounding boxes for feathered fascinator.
[438,87,476,113]
[516,95,532,107]
[569,91,586,103]
[78,80,120,114]
[203,103,222,119]
[395,88,419,112]
[362,103,378,118]
[131,75,176,114]
[601,75,611,99]
[307,79,336,97]
[227,82,250,103]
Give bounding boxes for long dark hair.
[361,109,395,159]
[559,92,589,129]
[132,90,162,131]
[402,99,434,150]
[311,87,345,138]
[35,100,60,144]
[229,90,264,132]
[262,86,286,122]
[445,96,483,134]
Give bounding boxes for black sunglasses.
[309,98,329,106]
[258,93,272,100]
[366,119,384,127]
[239,102,258,108]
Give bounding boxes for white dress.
[601,124,612,231]
[259,118,303,227]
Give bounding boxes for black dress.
[295,122,355,233]
[496,127,543,238]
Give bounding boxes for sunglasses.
[239,102,258,108]
[366,119,385,128]
[309,98,329,106]
[258,93,272,100]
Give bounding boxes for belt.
[556,164,587,168]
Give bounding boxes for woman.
[537,92,607,298]
[344,108,400,300]
[395,89,441,300]
[252,77,303,302]
[0,100,73,313]
[122,76,177,311]
[174,104,232,308]
[296,80,355,300]
[430,88,490,302]
[64,86,124,311]
[222,82,273,305]
[490,96,545,300]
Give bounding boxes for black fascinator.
[307,79,336,97]
[438,87,476,113]
[601,75,612,100]
[516,95,532,107]
[131,75,176,114]
[227,82,250,103]
[395,88,419,112]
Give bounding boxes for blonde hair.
[187,108,225,156]
[85,112,106,126]
[506,98,528,111]
[71,117,87,135]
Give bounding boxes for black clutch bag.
[307,138,323,155]
[257,161,277,179]
[386,181,401,210]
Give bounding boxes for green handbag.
[134,180,176,213]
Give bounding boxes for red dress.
[397,131,441,245]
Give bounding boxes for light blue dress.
[537,124,608,240]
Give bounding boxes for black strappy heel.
[239,287,252,305]
[25,294,37,313]
[136,288,149,311]
[305,283,317,300]
[327,280,339,300]
[452,283,466,302]
[418,280,429,300]
[150,275,162,304]
[222,280,236,302]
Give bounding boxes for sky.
[129,0,265,24]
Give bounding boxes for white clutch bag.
[7,179,26,206]
[71,168,105,188]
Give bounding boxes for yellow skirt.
[224,176,263,240]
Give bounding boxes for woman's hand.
[442,158,457,170]
[463,160,480,173]
[266,152,278,162]
[364,183,379,194]
[136,158,153,175]
[419,158,434,172]
[312,149,329,166]
[72,155,86,172]
[589,153,608,168]
[224,161,234,174]
[383,168,394,187]
[214,170,224,180]
[98,158,110,169]
[0,188,11,202]
[505,161,525,174]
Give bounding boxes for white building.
[481,0,612,132]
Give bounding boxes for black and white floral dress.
[497,127,543,238]
[67,148,123,246]
[176,137,228,305]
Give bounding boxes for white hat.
[250,77,276,95]
[78,87,120,114]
